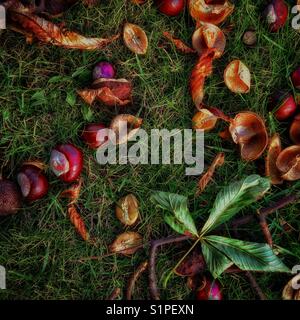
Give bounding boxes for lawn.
[0,0,300,300]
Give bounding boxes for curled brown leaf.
[61,178,83,205]
[190,49,215,109]
[163,31,196,54]
[196,152,225,195]
[67,204,90,241]
[10,11,119,50]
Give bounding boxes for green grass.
[0,0,300,300]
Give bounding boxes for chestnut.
[263,0,288,32]
[92,61,116,80]
[291,67,300,90]
[81,123,109,149]
[290,114,300,145]
[50,143,83,183]
[155,0,185,16]
[17,163,49,201]
[196,276,223,300]
[272,93,297,121]
[0,179,22,216]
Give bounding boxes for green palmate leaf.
[151,192,198,237]
[204,235,290,273]
[202,241,233,278]
[201,175,270,235]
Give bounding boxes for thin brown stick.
[258,194,299,247]
[106,288,121,300]
[245,272,267,300]
[149,235,191,300]
[126,261,148,300]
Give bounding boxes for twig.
[258,195,299,247]
[245,272,267,300]
[106,288,121,300]
[126,261,148,300]
[149,235,191,300]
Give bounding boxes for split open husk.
[192,108,218,131]
[265,134,283,185]
[189,0,234,25]
[116,194,139,226]
[123,23,148,55]
[276,145,300,181]
[192,23,226,59]
[224,60,251,93]
[290,114,300,145]
[229,112,268,161]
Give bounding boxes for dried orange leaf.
[196,152,225,195]
[207,106,231,122]
[190,50,215,109]
[229,112,268,161]
[82,0,99,7]
[131,0,146,4]
[163,31,196,54]
[109,232,143,255]
[123,23,148,55]
[276,145,300,181]
[78,79,132,106]
[192,109,218,131]
[282,274,300,300]
[67,204,89,241]
[10,11,119,50]
[61,178,83,205]
[116,194,139,226]
[110,114,143,145]
[265,134,283,185]
[224,60,251,93]
[192,23,226,58]
[189,0,234,25]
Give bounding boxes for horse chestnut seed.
[291,67,300,90]
[155,0,185,16]
[92,61,116,80]
[50,143,83,183]
[17,164,49,201]
[81,123,109,149]
[196,277,223,300]
[273,93,297,121]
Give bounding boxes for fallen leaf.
[123,23,148,55]
[67,204,90,241]
[163,31,196,54]
[196,152,225,195]
[61,178,83,205]
[109,232,143,256]
[78,79,132,106]
[10,11,119,50]
[190,49,215,108]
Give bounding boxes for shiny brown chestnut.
[50,143,83,183]
[17,163,49,201]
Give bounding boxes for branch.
[149,235,191,300]
[106,288,121,300]
[126,261,148,300]
[245,272,267,300]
